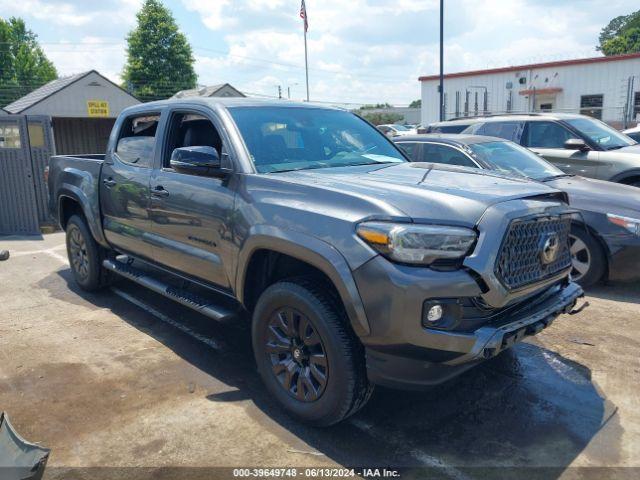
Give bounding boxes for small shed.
[173,83,245,99]
[3,70,140,154]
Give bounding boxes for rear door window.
[115,114,160,167]
[523,121,574,148]
[471,121,525,143]
[432,124,470,134]
[423,143,477,168]
[396,142,419,160]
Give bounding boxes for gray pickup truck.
[48,98,583,425]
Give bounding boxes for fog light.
[426,304,444,323]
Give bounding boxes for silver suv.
[463,113,640,187]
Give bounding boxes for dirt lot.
[1,232,639,479]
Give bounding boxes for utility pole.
[439,0,444,121]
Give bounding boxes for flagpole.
[304,24,310,102]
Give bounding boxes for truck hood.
[273,162,563,226]
[546,175,640,218]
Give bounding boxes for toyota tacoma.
[48,98,584,425]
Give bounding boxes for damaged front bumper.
[0,413,50,480]
[363,281,585,390]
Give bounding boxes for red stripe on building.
[418,52,640,82]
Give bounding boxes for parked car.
[376,123,416,137]
[417,118,481,134]
[49,98,583,425]
[459,113,640,186]
[394,134,640,286]
[623,124,640,143]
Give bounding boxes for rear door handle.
[151,186,170,198]
[103,178,117,188]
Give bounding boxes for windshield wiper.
[539,173,574,181]
[606,145,625,150]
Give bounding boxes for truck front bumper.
[353,256,584,390]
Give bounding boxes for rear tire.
[569,226,606,287]
[65,215,111,292]
[252,278,373,426]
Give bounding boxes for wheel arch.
[57,186,109,247]
[236,227,371,337]
[608,168,640,185]
[571,220,611,280]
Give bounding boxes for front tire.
[66,215,111,292]
[569,226,606,287]
[252,278,373,426]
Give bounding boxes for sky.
[0,0,638,105]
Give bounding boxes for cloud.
[5,0,636,104]
[181,0,236,30]
[0,0,141,28]
[42,37,127,82]
[0,0,92,26]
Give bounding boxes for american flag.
[300,0,308,32]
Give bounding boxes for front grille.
[495,215,572,290]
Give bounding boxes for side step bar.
[103,259,236,322]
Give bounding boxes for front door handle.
[151,186,170,198]
[103,178,117,188]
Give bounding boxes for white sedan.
[623,124,640,142]
[377,124,417,137]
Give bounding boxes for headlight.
[607,213,640,235]
[356,222,477,265]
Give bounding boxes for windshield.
[468,140,565,181]
[229,107,406,173]
[565,117,636,150]
[392,124,410,131]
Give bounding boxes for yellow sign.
[87,100,110,117]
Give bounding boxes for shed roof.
[172,83,246,98]
[3,70,138,114]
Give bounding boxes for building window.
[634,92,640,119]
[580,94,603,120]
[0,125,21,149]
[28,123,45,148]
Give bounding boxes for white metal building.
[419,52,640,127]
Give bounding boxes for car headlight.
[607,213,640,235]
[356,222,477,265]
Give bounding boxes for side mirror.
[564,138,590,152]
[170,146,225,176]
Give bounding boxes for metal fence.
[0,115,55,235]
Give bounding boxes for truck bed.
[48,153,107,245]
[52,154,106,161]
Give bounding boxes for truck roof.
[128,97,343,112]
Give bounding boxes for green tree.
[409,99,421,108]
[123,0,197,101]
[598,10,640,55]
[0,17,57,108]
[359,112,403,126]
[359,103,393,110]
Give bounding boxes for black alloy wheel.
[252,279,373,426]
[68,224,90,280]
[65,215,111,291]
[266,306,328,402]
